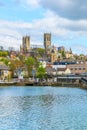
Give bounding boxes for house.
[46,67,56,76]
[57,68,71,75]
[67,63,87,74]
[46,61,72,76]
[0,64,10,80]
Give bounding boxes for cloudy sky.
[0,0,87,54]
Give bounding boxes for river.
[0,86,87,130]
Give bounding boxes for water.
[0,86,87,130]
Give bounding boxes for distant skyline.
[0,0,87,54]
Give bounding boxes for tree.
[0,51,9,57]
[37,48,45,57]
[0,58,9,65]
[25,56,36,77]
[62,51,65,57]
[37,65,47,80]
[8,59,23,77]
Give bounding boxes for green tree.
[25,56,36,77]
[0,51,9,57]
[0,58,9,65]
[8,59,23,77]
[0,51,2,57]
[61,50,66,58]
[37,65,46,79]
[37,48,45,57]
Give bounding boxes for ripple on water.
[0,87,87,130]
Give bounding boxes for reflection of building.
[44,33,51,51]
[20,36,30,53]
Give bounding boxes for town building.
[58,46,65,52]
[50,47,58,62]
[67,63,87,74]
[57,68,71,75]
[65,48,73,59]
[0,63,10,81]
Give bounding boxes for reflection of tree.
[39,95,55,107]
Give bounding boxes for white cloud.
[0,10,87,53]
[17,0,40,9]
[73,44,87,54]
[26,0,40,8]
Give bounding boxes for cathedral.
[20,36,30,53]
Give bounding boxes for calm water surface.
[0,86,87,130]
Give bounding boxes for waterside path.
[0,76,87,89]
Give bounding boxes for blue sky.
[0,0,87,54]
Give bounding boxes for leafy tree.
[0,58,9,65]
[37,65,47,79]
[37,48,45,57]
[61,50,66,58]
[0,51,2,57]
[8,59,23,77]
[0,51,9,57]
[25,56,36,77]
[3,59,9,65]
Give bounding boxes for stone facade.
[44,33,51,50]
[20,36,30,53]
[67,63,87,74]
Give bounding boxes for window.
[83,68,85,70]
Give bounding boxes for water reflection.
[0,87,87,130]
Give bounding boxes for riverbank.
[0,80,87,90]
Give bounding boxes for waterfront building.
[67,63,87,74]
[57,68,71,75]
[46,67,56,76]
[53,61,76,65]
[52,64,66,70]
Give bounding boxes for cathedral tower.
[22,36,30,52]
[44,33,51,50]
